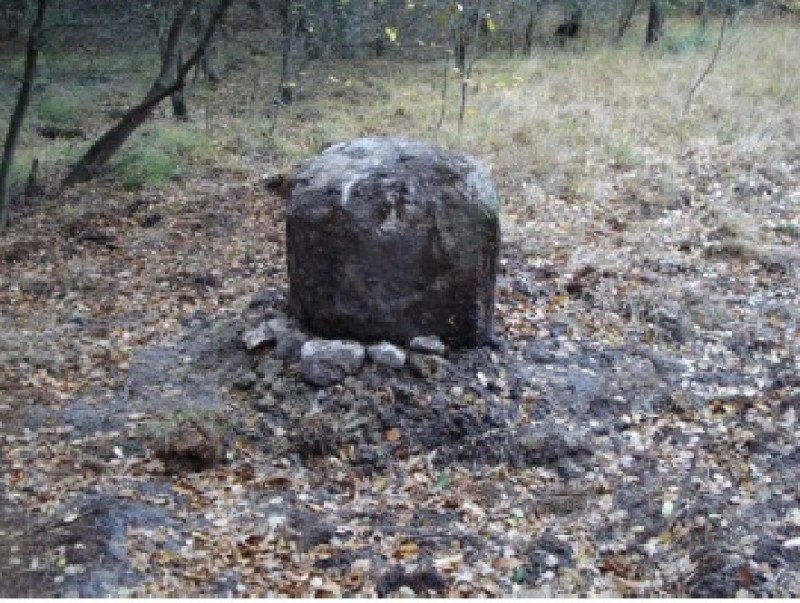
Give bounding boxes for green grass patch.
[109,122,213,188]
[111,147,179,188]
[7,148,37,195]
[37,94,83,127]
[147,123,213,163]
[664,32,708,55]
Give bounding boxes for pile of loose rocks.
[243,316,450,388]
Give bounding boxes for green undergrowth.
[6,148,37,195]
[110,122,214,188]
[36,94,84,127]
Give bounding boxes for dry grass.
[2,16,798,218]
[245,16,799,228]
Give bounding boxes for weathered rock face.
[286,137,500,348]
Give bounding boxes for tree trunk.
[524,13,535,55]
[646,0,664,45]
[279,0,294,104]
[616,0,640,40]
[698,0,708,35]
[62,0,233,189]
[171,47,189,120]
[0,0,47,230]
[192,5,220,83]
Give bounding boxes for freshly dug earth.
[1,144,800,596]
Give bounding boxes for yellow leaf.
[550,292,569,308]
[485,16,496,32]
[384,26,398,43]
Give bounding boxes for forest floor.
[1,13,800,597]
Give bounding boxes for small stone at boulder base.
[274,330,308,364]
[408,353,448,380]
[300,340,366,387]
[286,137,500,348]
[244,322,275,351]
[266,317,291,339]
[367,342,407,369]
[409,335,446,356]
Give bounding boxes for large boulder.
[286,137,500,348]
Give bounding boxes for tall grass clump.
[37,94,83,127]
[109,122,213,188]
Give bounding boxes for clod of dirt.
[290,412,343,460]
[144,410,230,474]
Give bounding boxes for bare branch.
[683,16,727,116]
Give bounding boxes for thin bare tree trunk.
[268,0,295,137]
[616,0,640,40]
[62,0,233,189]
[646,0,664,45]
[698,0,708,36]
[0,0,47,230]
[684,15,726,115]
[436,51,449,130]
[171,47,189,120]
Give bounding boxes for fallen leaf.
[385,428,401,442]
[394,541,419,558]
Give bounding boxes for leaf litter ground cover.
[1,139,800,595]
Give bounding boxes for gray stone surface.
[274,330,308,364]
[409,335,446,356]
[256,357,284,382]
[286,137,500,348]
[243,321,275,351]
[300,339,366,387]
[408,353,448,380]
[366,342,407,369]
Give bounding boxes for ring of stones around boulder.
[286,137,500,349]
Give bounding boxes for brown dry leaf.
[261,472,292,487]
[393,541,419,558]
[384,428,401,442]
